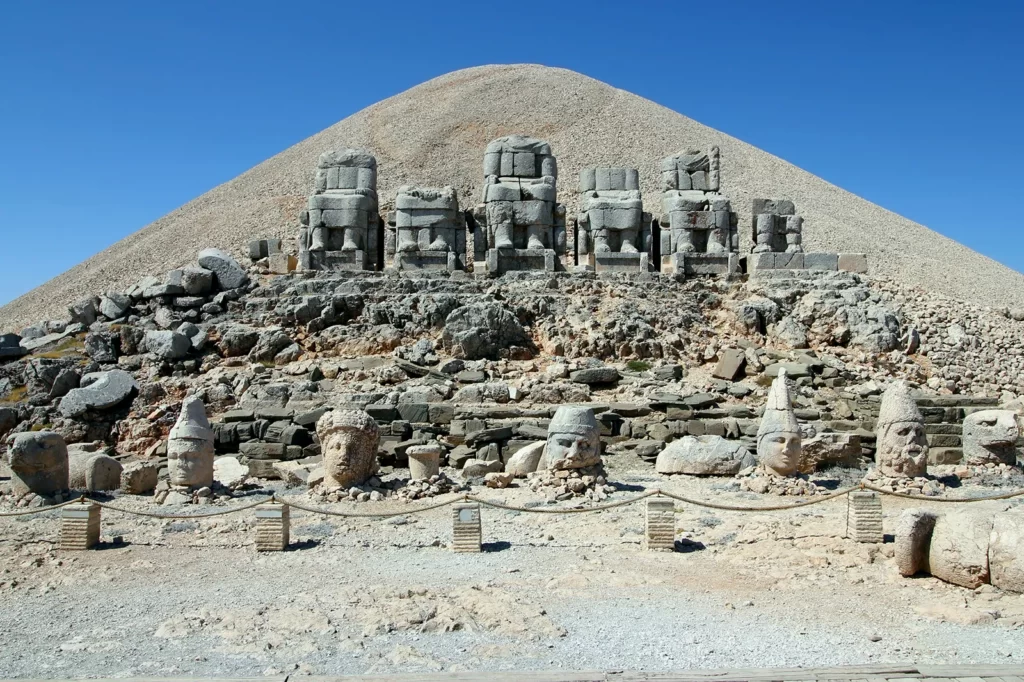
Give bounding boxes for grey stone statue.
[316,409,380,488]
[575,167,652,272]
[299,149,380,271]
[474,135,566,273]
[752,199,804,254]
[385,186,465,271]
[756,369,802,477]
[167,396,215,488]
[541,406,602,470]
[659,147,733,254]
[875,381,928,478]
[962,410,1019,466]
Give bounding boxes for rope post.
[645,497,676,551]
[60,501,100,550]
[255,501,290,552]
[847,490,883,543]
[452,502,482,553]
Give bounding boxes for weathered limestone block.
[505,441,545,477]
[658,148,736,263]
[655,435,754,475]
[407,443,442,480]
[751,198,803,254]
[60,503,100,550]
[316,409,380,488]
[167,396,215,488]
[756,369,801,476]
[895,508,937,576]
[69,451,123,492]
[541,406,601,470]
[476,135,565,273]
[120,461,159,494]
[198,248,249,290]
[929,511,992,589]
[798,433,862,473]
[299,149,380,271]
[847,491,883,543]
[255,503,290,551]
[645,498,676,551]
[962,410,1018,466]
[386,186,465,271]
[989,513,1024,592]
[7,431,69,496]
[875,381,928,478]
[59,369,138,418]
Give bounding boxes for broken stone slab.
[655,435,754,475]
[763,363,811,378]
[712,349,746,381]
[569,367,620,385]
[505,441,545,477]
[213,456,249,487]
[120,461,159,494]
[98,293,131,320]
[461,458,503,478]
[198,248,249,290]
[59,370,138,418]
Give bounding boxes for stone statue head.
[963,410,1019,466]
[756,370,802,476]
[543,406,601,470]
[316,409,380,488]
[875,381,928,478]
[167,396,215,488]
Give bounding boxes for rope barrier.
[90,496,273,519]
[467,490,658,513]
[860,483,1024,503]
[281,495,462,518]
[656,485,860,512]
[0,495,88,517]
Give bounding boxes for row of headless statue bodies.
[297,135,804,275]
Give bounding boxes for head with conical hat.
[543,405,602,471]
[875,381,928,478]
[756,369,802,476]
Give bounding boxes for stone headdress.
[757,369,800,444]
[548,406,599,438]
[876,381,923,430]
[169,396,213,441]
[316,409,380,438]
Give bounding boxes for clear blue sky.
[1,0,1021,306]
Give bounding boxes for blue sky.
[1,0,1021,306]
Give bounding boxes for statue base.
[486,248,557,275]
[662,252,738,276]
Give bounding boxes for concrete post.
[848,491,883,543]
[60,502,100,550]
[645,498,676,551]
[255,502,290,551]
[452,502,482,553]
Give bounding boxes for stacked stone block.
[385,186,465,271]
[60,503,100,550]
[658,147,738,275]
[475,135,566,274]
[255,502,290,551]
[645,498,676,551]
[452,502,482,553]
[847,491,883,543]
[752,199,803,254]
[575,167,652,272]
[299,149,380,272]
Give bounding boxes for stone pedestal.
[60,503,100,550]
[486,248,557,275]
[302,249,368,272]
[255,503,290,551]
[407,444,442,480]
[645,498,676,551]
[662,252,738,276]
[395,250,459,272]
[847,491,883,543]
[452,502,482,553]
[586,252,650,273]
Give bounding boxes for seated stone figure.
[385,185,465,271]
[751,199,803,254]
[575,167,652,272]
[298,149,380,271]
[474,135,566,273]
[875,381,928,478]
[756,369,802,477]
[658,147,737,275]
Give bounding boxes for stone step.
[927,434,962,447]
[925,423,962,435]
[929,447,963,465]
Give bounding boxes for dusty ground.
[2,461,1023,678]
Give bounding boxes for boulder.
[69,450,123,491]
[895,508,938,577]
[655,435,754,475]
[929,511,992,589]
[120,461,160,494]
[145,330,191,360]
[505,441,545,477]
[569,366,620,385]
[442,303,531,360]
[67,298,98,326]
[198,248,249,290]
[989,513,1024,593]
[485,472,514,488]
[0,333,27,360]
[98,293,131,320]
[798,433,862,473]
[461,458,503,478]
[0,406,17,439]
[84,332,118,363]
[213,456,249,488]
[712,348,746,381]
[168,267,214,295]
[7,431,69,495]
[59,370,138,418]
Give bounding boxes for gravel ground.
[2,461,1023,678]
[3,63,1023,331]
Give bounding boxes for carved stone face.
[167,437,214,488]
[317,410,380,488]
[877,421,928,478]
[758,431,802,477]
[963,410,1019,466]
[543,406,602,471]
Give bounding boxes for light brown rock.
[928,511,992,589]
[989,512,1024,593]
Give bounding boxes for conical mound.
[3,63,1022,329]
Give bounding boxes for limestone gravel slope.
[2,63,1021,329]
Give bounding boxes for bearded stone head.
[963,410,1019,466]
[756,369,802,477]
[316,409,380,488]
[875,382,928,478]
[542,406,602,470]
